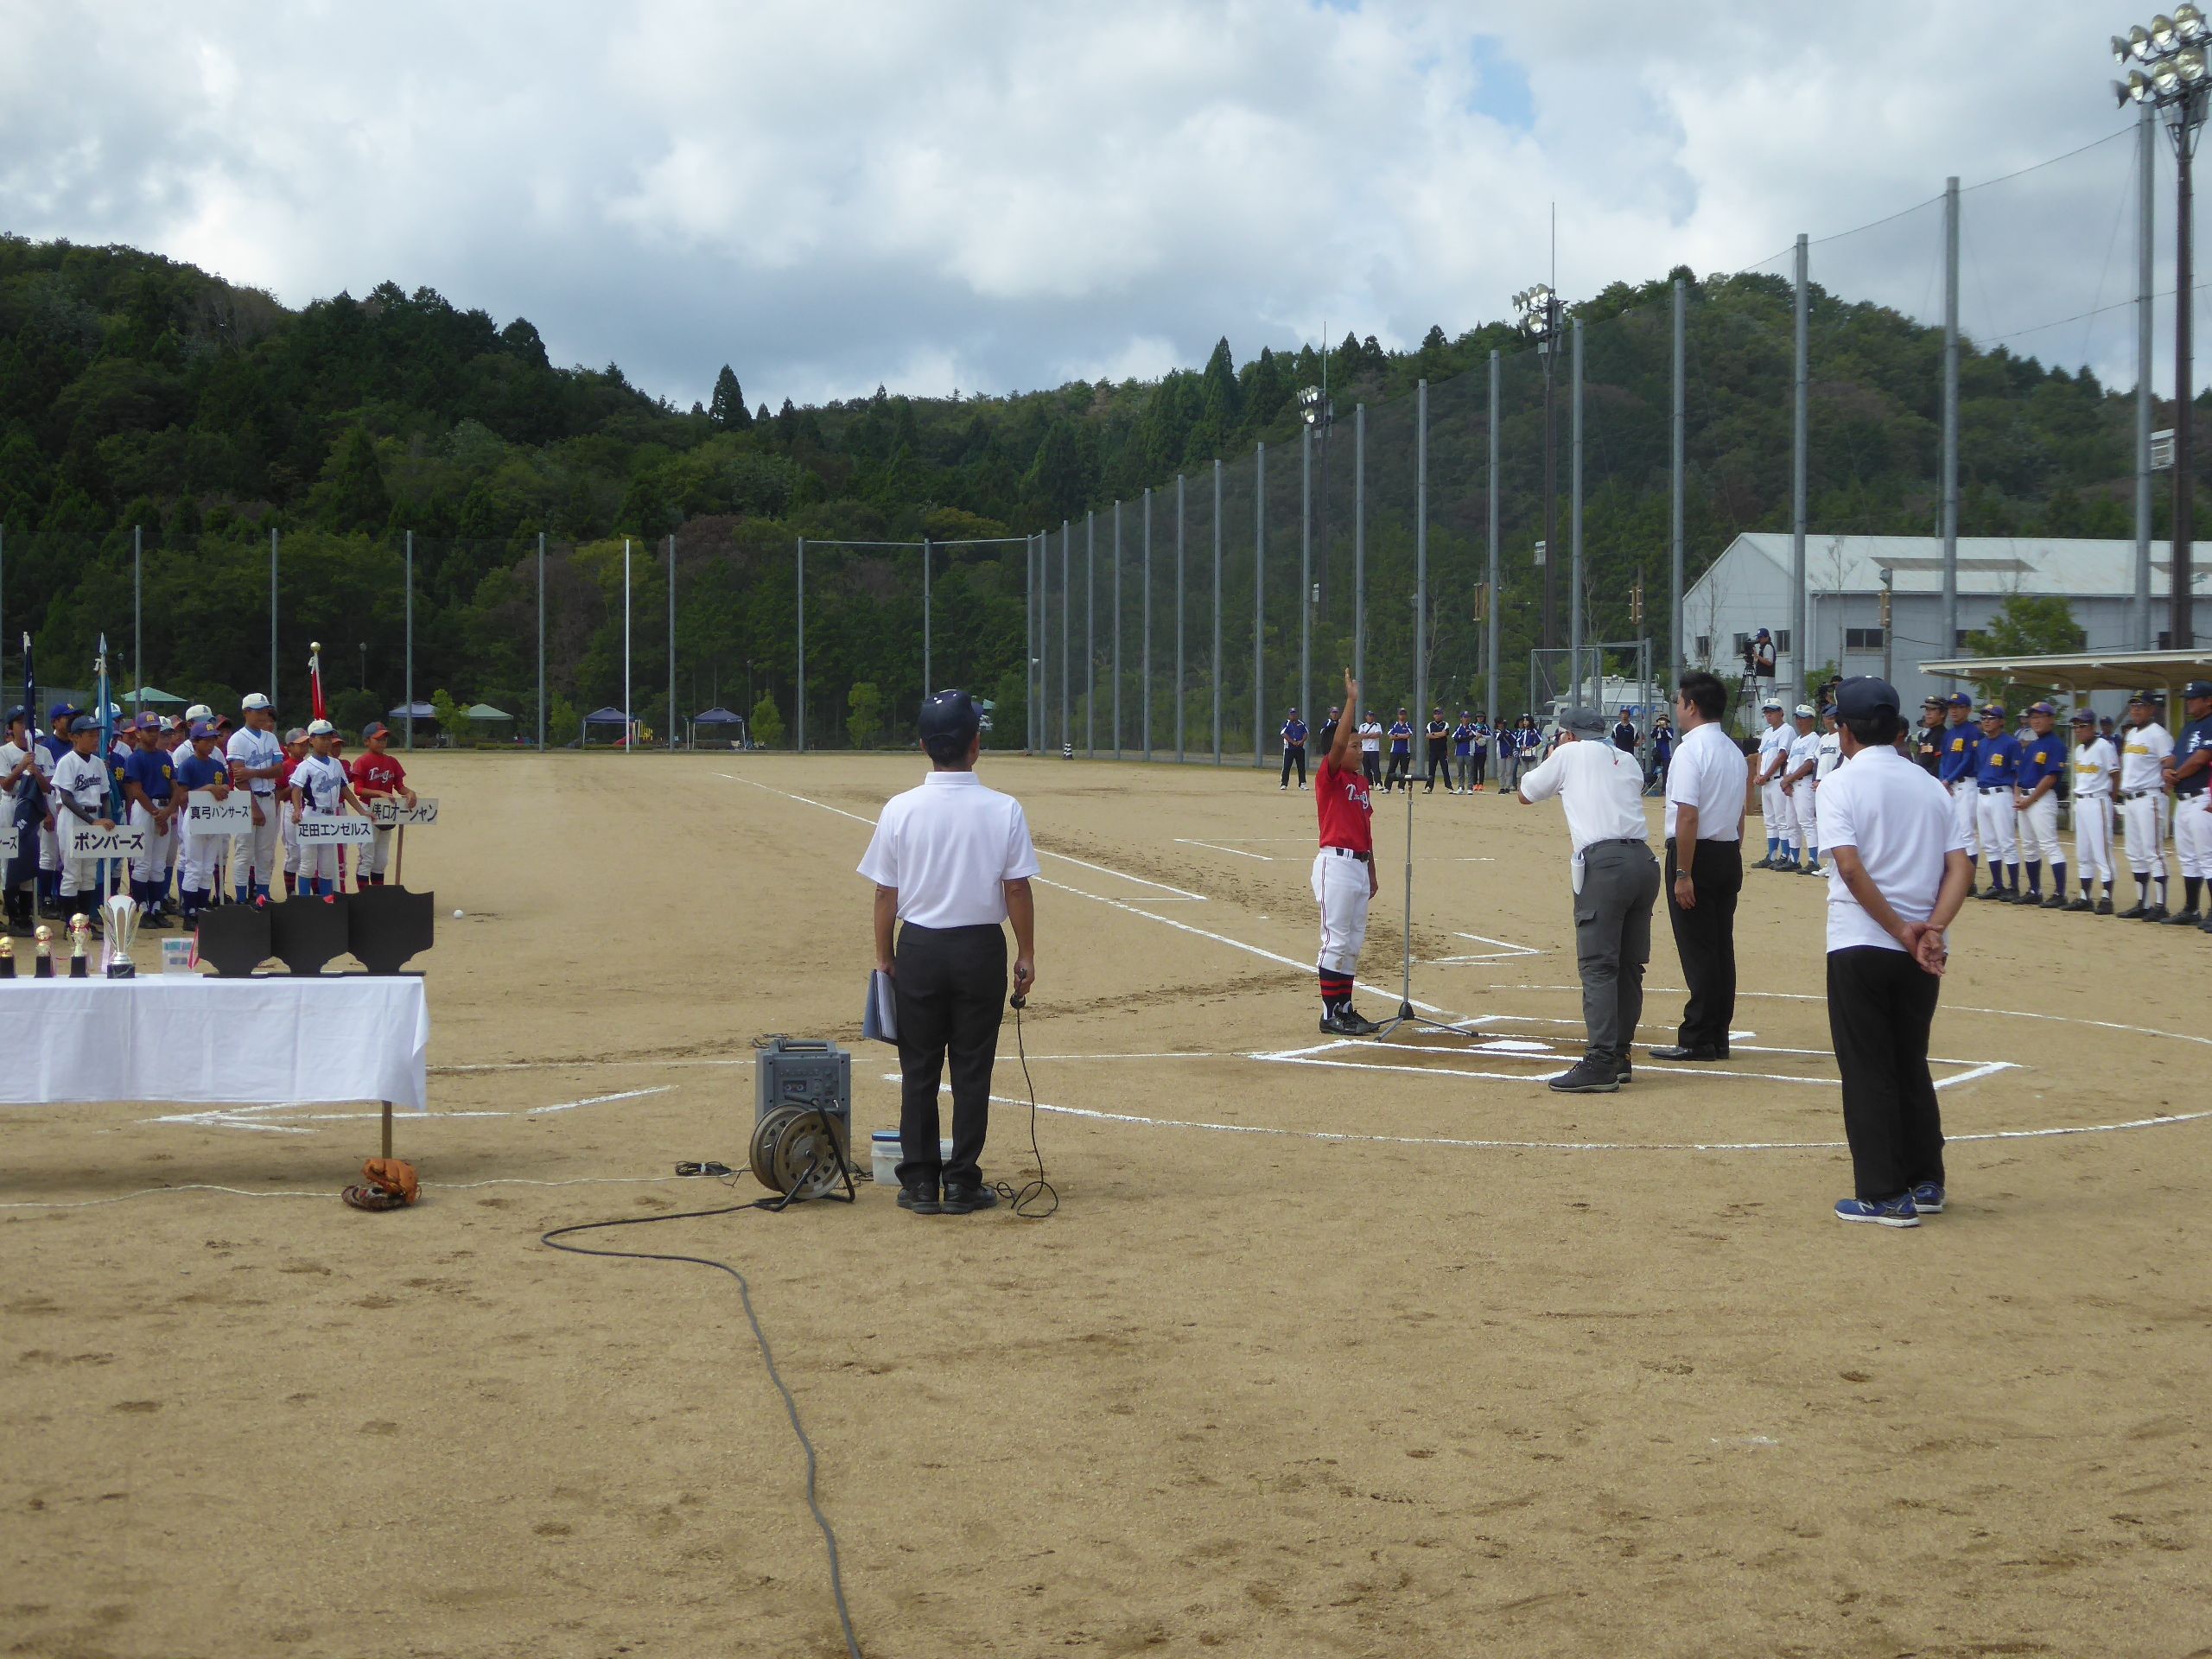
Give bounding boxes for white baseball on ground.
[452,909,464,918]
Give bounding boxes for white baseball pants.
[282,798,301,875]
[1948,780,1980,859]
[299,837,344,888]
[2120,791,2170,903]
[2175,793,2212,880]
[229,794,280,890]
[181,832,226,897]
[1312,850,1372,977]
[367,823,396,878]
[1760,778,1785,842]
[2018,794,2062,868]
[128,802,175,889]
[37,818,58,875]
[2072,795,2113,885]
[1975,790,2018,868]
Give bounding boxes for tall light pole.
[1515,283,1565,662]
[2116,7,2212,647]
[1298,381,1334,632]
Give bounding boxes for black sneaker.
[2163,908,2202,926]
[2143,904,2170,923]
[1548,1060,1620,1094]
[1319,1008,1382,1037]
[2063,896,2093,912]
[2039,894,2067,910]
[1615,1060,1633,1085]
[941,1182,999,1215]
[2095,897,2115,916]
[896,1182,941,1216]
[2118,901,2146,919]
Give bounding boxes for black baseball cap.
[2128,689,2165,706]
[1834,676,1901,721]
[2185,680,2212,699]
[918,689,981,747]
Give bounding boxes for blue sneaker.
[1909,1183,1945,1214]
[1834,1195,1919,1228]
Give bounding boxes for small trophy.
[67,913,90,979]
[0,936,13,980]
[103,893,140,978]
[33,924,53,978]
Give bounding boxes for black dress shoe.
[940,1182,1000,1215]
[896,1182,941,1216]
[1649,1044,1727,1062]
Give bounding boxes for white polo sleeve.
[1002,801,1042,881]
[1518,748,1566,804]
[856,799,901,887]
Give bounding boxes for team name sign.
[65,820,149,858]
[185,789,252,830]
[367,798,440,826]
[296,812,376,847]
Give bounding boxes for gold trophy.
[67,913,90,979]
[103,893,140,978]
[0,935,13,979]
[33,923,54,978]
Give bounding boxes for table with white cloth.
[0,976,430,1156]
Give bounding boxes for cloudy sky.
[0,1,2178,410]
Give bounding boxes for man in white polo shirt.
[225,692,285,905]
[1516,707,1660,1094]
[859,690,1040,1218]
[1652,671,1749,1064]
[1814,676,1973,1229]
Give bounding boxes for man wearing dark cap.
[2012,702,2068,907]
[1910,696,1946,776]
[1516,707,1659,1093]
[1971,703,2024,900]
[2066,709,2120,912]
[1,706,41,934]
[1936,690,1982,890]
[48,714,115,924]
[2162,680,2212,925]
[858,690,1040,1217]
[1812,677,1973,1228]
[2117,690,2175,920]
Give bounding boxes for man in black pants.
[1279,709,1308,790]
[1651,672,1749,1064]
[858,690,1041,1217]
[1422,708,1451,792]
[1814,676,1973,1228]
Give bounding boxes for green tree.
[431,687,469,746]
[709,365,753,430]
[550,695,581,746]
[313,425,391,531]
[1965,594,2087,707]
[750,691,786,747]
[848,681,884,748]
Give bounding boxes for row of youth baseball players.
[1750,683,2212,927]
[1277,708,1621,796]
[0,696,420,935]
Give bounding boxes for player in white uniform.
[2063,709,2119,912]
[1,706,41,935]
[48,715,115,925]
[2163,680,2212,927]
[1752,699,1790,868]
[278,727,308,895]
[2115,690,2175,920]
[1804,705,1843,874]
[1357,713,1384,790]
[289,720,368,898]
[1777,704,1819,872]
[225,693,285,905]
[2010,702,2068,909]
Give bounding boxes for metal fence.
[0,115,2190,754]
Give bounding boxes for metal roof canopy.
[1916,646,2212,696]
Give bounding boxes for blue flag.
[95,633,121,816]
[19,632,30,736]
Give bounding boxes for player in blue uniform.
[2011,702,2069,908]
[1383,710,1414,792]
[170,721,232,922]
[1972,703,2024,899]
[1936,691,1981,891]
[1452,713,1478,794]
[2164,679,2212,927]
[1279,709,1308,791]
[121,715,179,926]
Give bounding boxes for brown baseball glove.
[342,1157,420,1211]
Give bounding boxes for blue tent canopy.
[582,707,630,725]
[691,706,746,726]
[388,702,438,719]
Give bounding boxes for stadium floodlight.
[2117,30,2136,58]
[2182,2,2209,38]
[1298,385,1324,426]
[2183,43,2209,79]
[2133,22,2157,54]
[2154,11,2180,48]
[2153,52,2184,92]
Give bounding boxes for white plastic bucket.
[868,1131,957,1184]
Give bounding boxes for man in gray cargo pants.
[1515,707,1662,1095]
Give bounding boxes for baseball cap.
[917,689,981,747]
[2069,709,2095,725]
[362,721,390,740]
[1834,676,1902,721]
[1946,691,1972,708]
[1979,702,2006,720]
[67,714,99,735]
[306,718,335,737]
[48,702,79,723]
[1560,707,1608,736]
[241,692,271,711]
[136,712,160,730]
[188,719,216,741]
[1755,627,1771,639]
[2184,679,2212,699]
[2026,701,2056,717]
[283,726,308,744]
[2127,689,2164,705]
[1793,702,1815,718]
[184,702,213,722]
[1760,696,1783,712]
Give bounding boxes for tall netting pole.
[1792,232,1810,698]
[1142,488,1153,761]
[1671,281,1686,683]
[667,532,676,751]
[1300,426,1313,721]
[1486,352,1501,721]
[1085,512,1096,758]
[1571,319,1586,706]
[404,530,414,752]
[921,536,931,701]
[2136,111,2157,647]
[1060,519,1071,754]
[1175,474,1186,764]
[1211,459,1222,765]
[1252,441,1266,766]
[1415,379,1428,721]
[537,530,546,750]
[795,537,805,753]
[1113,502,1122,757]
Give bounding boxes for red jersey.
[351,753,407,797]
[276,755,299,793]
[1314,757,1373,853]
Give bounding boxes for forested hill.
[0,232,2178,746]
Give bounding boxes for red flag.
[309,641,327,721]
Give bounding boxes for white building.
[1681,533,2210,713]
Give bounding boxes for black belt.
[1979,786,2010,795]
[2121,790,2155,800]
[1325,846,1370,862]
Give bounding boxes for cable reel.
[748,1104,855,1204]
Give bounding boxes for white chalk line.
[0,1173,702,1214]
[145,1086,675,1135]
[1176,838,1274,861]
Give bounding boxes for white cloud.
[0,0,2173,410]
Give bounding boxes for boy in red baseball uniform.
[1312,668,1380,1036]
[349,721,416,887]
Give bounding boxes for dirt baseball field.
[3,750,2207,1658]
